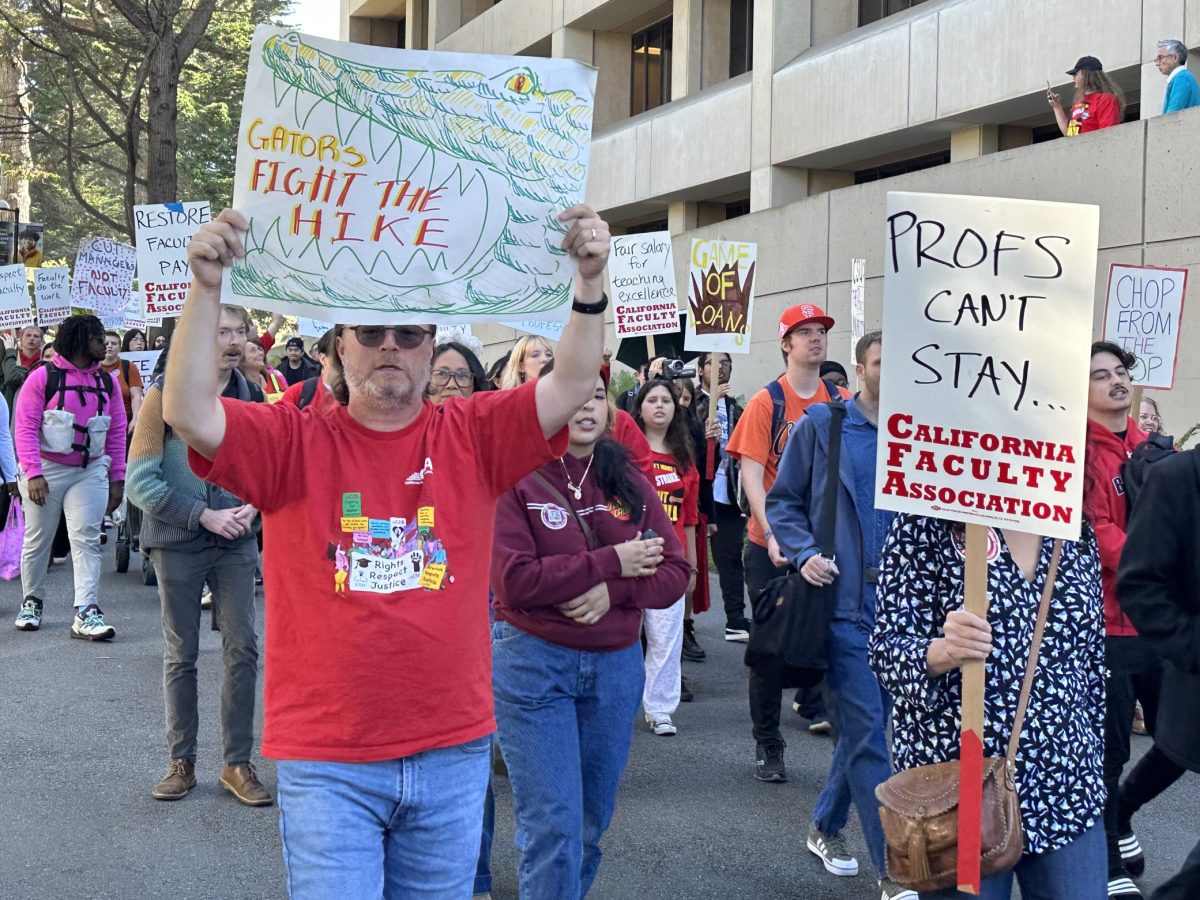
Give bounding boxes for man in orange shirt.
[726,304,851,786]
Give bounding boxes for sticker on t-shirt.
[537,503,569,530]
[329,501,449,595]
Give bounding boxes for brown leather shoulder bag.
[875,539,1063,892]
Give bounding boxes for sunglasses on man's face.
[348,326,435,349]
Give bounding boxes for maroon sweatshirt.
[492,452,691,651]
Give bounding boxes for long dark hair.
[432,341,490,394]
[53,314,103,362]
[121,328,147,352]
[591,437,645,517]
[632,377,694,472]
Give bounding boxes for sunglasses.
[348,326,435,348]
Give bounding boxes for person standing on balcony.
[1048,56,1124,136]
[1156,39,1200,114]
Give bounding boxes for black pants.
[709,502,747,625]
[1153,835,1200,900]
[1103,635,1164,874]
[1119,744,1187,833]
[745,542,827,741]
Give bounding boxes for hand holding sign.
[188,209,248,290]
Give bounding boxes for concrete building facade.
[340,0,1200,433]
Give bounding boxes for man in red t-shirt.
[165,206,611,896]
[726,304,851,785]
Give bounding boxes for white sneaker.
[71,604,115,641]
[646,714,677,736]
[201,586,213,609]
[880,878,918,900]
[15,597,43,631]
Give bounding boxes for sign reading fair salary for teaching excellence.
[874,192,1099,541]
[609,232,679,339]
[226,26,597,327]
[1102,264,1187,390]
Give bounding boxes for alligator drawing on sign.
[232,30,595,318]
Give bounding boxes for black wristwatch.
[572,293,609,315]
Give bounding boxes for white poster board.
[609,232,679,339]
[684,239,756,354]
[225,26,596,326]
[1101,264,1187,390]
[298,317,333,337]
[505,320,563,341]
[875,192,1099,540]
[71,237,135,314]
[850,257,866,363]
[134,201,211,318]
[34,266,72,327]
[0,265,33,329]
[122,350,163,382]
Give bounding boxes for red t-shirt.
[277,377,334,409]
[189,380,567,762]
[648,449,699,547]
[1067,92,1120,135]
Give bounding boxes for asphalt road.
[1,551,1195,900]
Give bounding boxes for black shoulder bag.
[743,399,846,688]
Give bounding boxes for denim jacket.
[765,398,875,626]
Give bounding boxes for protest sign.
[225,26,597,326]
[299,317,333,337]
[437,323,474,342]
[72,237,135,314]
[874,192,1098,540]
[685,239,756,355]
[505,320,564,342]
[850,258,866,363]
[122,293,147,331]
[18,223,45,268]
[1101,264,1187,390]
[34,266,71,327]
[134,201,210,318]
[609,233,679,339]
[0,264,33,329]
[123,350,162,382]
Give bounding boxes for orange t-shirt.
[725,376,851,547]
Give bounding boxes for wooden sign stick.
[1130,386,1144,422]
[706,355,719,479]
[957,522,989,894]
[645,334,657,360]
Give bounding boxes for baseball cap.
[1067,56,1103,75]
[778,303,835,339]
[285,336,305,350]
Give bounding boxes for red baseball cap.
[778,303,835,339]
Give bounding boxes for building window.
[631,19,672,115]
[725,199,751,220]
[625,218,670,235]
[859,0,928,27]
[854,149,950,184]
[730,0,753,78]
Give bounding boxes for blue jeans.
[491,619,644,900]
[474,775,494,895]
[812,618,893,877]
[276,737,491,900]
[921,822,1107,899]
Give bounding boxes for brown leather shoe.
[220,762,273,807]
[152,759,197,800]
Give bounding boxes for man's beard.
[344,361,430,407]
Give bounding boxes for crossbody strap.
[1005,538,1064,762]
[814,400,847,556]
[530,471,598,550]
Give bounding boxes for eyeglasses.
[348,325,435,348]
[1137,413,1161,425]
[431,368,475,388]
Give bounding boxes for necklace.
[560,453,595,500]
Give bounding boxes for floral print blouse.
[869,515,1105,854]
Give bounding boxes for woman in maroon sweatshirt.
[491,373,690,900]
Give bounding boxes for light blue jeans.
[276,736,491,900]
[491,619,644,900]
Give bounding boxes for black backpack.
[297,376,320,410]
[1122,432,1176,514]
[42,363,115,467]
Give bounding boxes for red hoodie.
[1083,416,1148,636]
[491,451,691,651]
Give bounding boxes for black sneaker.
[682,622,706,662]
[1118,829,1145,878]
[754,740,786,782]
[680,676,694,702]
[725,617,751,642]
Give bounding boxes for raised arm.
[535,204,610,438]
[163,209,246,459]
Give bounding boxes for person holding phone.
[490,366,690,900]
[1048,56,1124,136]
